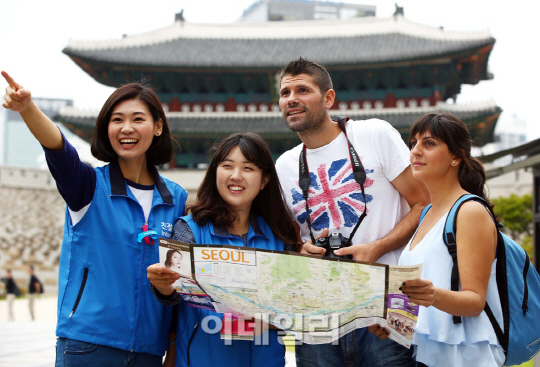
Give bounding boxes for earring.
[156,132,161,136]
[452,161,456,164]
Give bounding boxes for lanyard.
[298,116,367,245]
[138,224,158,245]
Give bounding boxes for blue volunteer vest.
[174,214,286,367]
[56,160,188,356]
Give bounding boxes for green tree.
[491,193,533,260]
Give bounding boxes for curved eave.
[63,37,494,70]
[64,41,494,90]
[63,15,494,76]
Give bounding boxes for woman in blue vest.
[148,132,301,367]
[370,113,503,366]
[1,71,188,366]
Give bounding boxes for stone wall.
[0,165,204,295]
[0,166,64,295]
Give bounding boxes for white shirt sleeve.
[366,119,411,182]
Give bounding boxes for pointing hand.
[1,71,32,112]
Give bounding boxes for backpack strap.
[484,303,505,350]
[419,204,432,225]
[444,194,500,324]
[444,195,510,351]
[443,194,491,324]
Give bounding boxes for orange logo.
[200,249,250,263]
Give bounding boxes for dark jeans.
[296,328,416,367]
[55,337,162,367]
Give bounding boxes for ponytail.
[458,156,493,210]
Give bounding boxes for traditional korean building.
[59,5,500,167]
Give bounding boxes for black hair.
[280,57,333,94]
[90,82,175,166]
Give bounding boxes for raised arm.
[2,71,63,150]
[3,71,97,212]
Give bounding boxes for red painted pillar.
[225,97,236,112]
[170,97,181,112]
[386,93,396,108]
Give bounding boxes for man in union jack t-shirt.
[275,58,430,367]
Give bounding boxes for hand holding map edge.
[147,263,180,296]
[368,324,390,340]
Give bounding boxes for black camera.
[314,232,353,260]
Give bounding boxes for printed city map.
[159,238,421,347]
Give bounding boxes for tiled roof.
[63,15,494,68]
[57,101,500,136]
[480,137,540,163]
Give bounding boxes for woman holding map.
[370,113,504,367]
[148,132,304,367]
[1,71,188,366]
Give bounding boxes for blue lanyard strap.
[138,230,158,245]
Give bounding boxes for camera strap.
[298,116,367,245]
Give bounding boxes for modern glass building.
[1,98,73,168]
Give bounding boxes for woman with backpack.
[370,113,504,366]
[2,71,188,366]
[147,132,303,367]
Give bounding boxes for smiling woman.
[1,71,188,367]
[107,99,162,164]
[189,132,299,243]
[216,145,269,216]
[147,132,304,367]
[90,83,174,182]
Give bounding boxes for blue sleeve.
[150,284,184,306]
[44,132,97,211]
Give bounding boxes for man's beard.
[284,101,326,133]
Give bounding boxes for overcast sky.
[1,0,538,140]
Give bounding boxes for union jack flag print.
[290,158,374,230]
